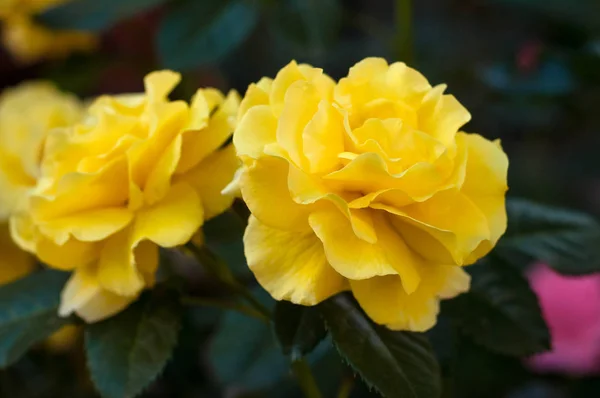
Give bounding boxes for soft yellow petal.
[59,266,135,323]
[59,266,102,317]
[233,105,277,159]
[127,101,188,191]
[244,216,348,305]
[184,91,209,131]
[96,228,145,296]
[351,275,439,332]
[95,227,160,297]
[309,209,421,293]
[351,265,469,331]
[297,64,335,101]
[302,100,344,173]
[176,90,239,173]
[270,61,303,114]
[36,236,100,271]
[31,157,129,221]
[240,157,311,231]
[323,152,448,200]
[0,153,35,218]
[144,70,181,102]
[144,134,182,205]
[74,291,134,323]
[460,132,509,249]
[418,84,471,147]
[374,190,490,265]
[385,61,431,106]
[37,208,133,245]
[176,144,238,220]
[238,78,272,122]
[9,214,36,252]
[276,80,319,168]
[286,164,377,243]
[133,182,203,247]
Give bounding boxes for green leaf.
[85,292,182,398]
[158,0,259,70]
[209,310,287,391]
[443,256,550,356]
[497,198,600,274]
[39,0,169,32]
[273,301,327,360]
[269,0,342,55]
[320,294,441,398]
[0,269,71,367]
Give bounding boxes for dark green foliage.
[85,292,183,398]
[209,310,287,391]
[443,256,550,356]
[273,301,327,360]
[498,198,600,274]
[39,0,169,32]
[158,0,259,70]
[0,270,71,367]
[321,294,442,398]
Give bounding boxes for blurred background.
[0,0,599,397]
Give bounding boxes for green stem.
[184,242,272,319]
[181,297,269,322]
[291,358,322,398]
[395,0,414,64]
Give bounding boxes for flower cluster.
[232,58,508,331]
[8,71,239,322]
[0,0,95,63]
[0,58,508,331]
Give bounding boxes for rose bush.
[11,71,240,322]
[233,57,509,331]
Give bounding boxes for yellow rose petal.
[177,90,240,173]
[97,228,146,297]
[238,78,272,122]
[240,156,311,231]
[245,216,348,305]
[60,266,135,323]
[36,236,100,271]
[302,100,344,174]
[351,275,439,332]
[134,182,203,248]
[37,207,133,245]
[309,209,421,293]
[351,265,469,331]
[233,105,278,159]
[176,144,238,220]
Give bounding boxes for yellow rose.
[233,58,509,331]
[11,71,240,322]
[0,81,81,285]
[0,0,96,64]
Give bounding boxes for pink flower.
[526,263,600,375]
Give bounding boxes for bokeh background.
[1,0,599,397]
